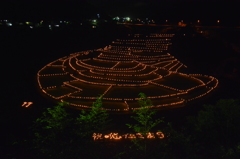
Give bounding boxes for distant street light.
[126,17,131,21]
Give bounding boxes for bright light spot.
[166,20,168,22]
[55,25,59,27]
[60,21,62,23]
[197,20,200,23]
[217,20,220,23]
[26,22,31,25]
[114,16,120,21]
[30,26,33,29]
[125,17,131,21]
[6,23,12,26]
[92,19,97,23]
[92,26,96,28]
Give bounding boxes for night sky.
[0,0,240,21]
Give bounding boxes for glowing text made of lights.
[92,132,164,140]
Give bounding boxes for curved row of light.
[116,39,171,41]
[96,55,173,61]
[77,71,161,83]
[113,42,171,45]
[99,53,170,59]
[113,46,168,50]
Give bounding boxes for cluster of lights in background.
[37,33,218,111]
[0,17,229,31]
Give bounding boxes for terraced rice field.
[37,33,218,112]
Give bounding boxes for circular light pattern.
[37,33,218,112]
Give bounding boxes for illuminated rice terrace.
[37,33,218,112]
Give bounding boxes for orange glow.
[37,33,218,111]
[22,102,33,107]
[93,132,165,140]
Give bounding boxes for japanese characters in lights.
[92,132,164,140]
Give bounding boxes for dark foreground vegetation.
[1,93,240,159]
